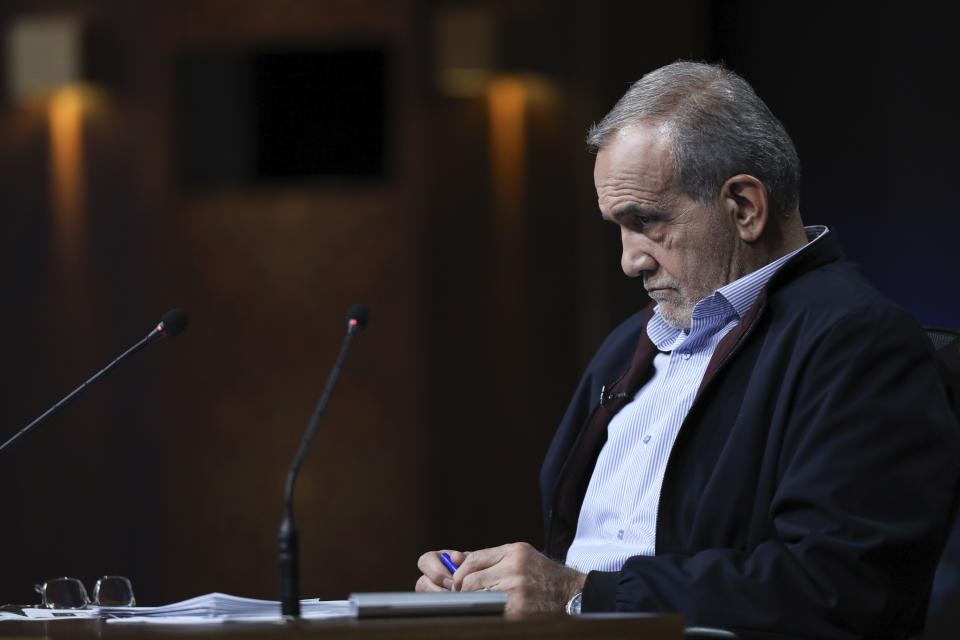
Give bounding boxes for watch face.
[566,590,583,615]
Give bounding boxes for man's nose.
[621,232,657,277]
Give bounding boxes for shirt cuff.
[582,570,619,612]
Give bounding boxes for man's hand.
[416,549,470,592]
[417,542,586,616]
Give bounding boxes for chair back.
[924,327,960,639]
[926,327,960,421]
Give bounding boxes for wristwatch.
[565,589,583,615]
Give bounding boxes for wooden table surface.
[0,613,684,639]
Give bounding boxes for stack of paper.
[0,607,100,621]
[1,591,504,624]
[0,594,353,624]
[98,593,354,623]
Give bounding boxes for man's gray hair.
[587,61,801,218]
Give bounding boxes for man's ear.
[721,174,769,242]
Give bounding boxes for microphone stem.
[279,322,360,618]
[0,330,157,455]
[282,324,359,513]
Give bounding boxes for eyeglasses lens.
[93,576,136,607]
[39,577,90,609]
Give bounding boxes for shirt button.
[680,350,691,360]
[642,435,652,444]
[617,529,624,540]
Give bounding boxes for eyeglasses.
[34,576,136,609]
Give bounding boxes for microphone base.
[278,514,301,618]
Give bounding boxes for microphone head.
[158,308,189,337]
[346,303,369,330]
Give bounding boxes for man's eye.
[635,215,653,226]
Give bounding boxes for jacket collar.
[624,229,846,403]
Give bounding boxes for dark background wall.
[0,0,956,612]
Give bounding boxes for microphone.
[0,309,190,455]
[279,303,369,618]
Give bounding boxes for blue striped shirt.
[565,226,828,573]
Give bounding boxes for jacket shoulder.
[771,261,922,335]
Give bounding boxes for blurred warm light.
[49,84,97,264]
[8,15,103,263]
[487,76,526,235]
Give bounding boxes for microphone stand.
[0,310,188,456]
[279,316,364,618]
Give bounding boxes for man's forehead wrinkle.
[597,179,653,203]
[598,188,665,219]
[595,122,681,219]
[597,172,671,208]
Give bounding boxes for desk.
[0,614,683,639]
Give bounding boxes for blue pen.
[440,552,459,573]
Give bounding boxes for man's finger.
[417,549,469,585]
[451,545,509,591]
[456,545,507,572]
[415,574,447,592]
[459,565,507,592]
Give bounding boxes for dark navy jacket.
[540,232,960,639]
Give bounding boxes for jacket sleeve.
[582,307,960,640]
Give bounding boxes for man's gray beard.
[649,293,695,330]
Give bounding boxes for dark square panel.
[177,46,388,189]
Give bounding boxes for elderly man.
[417,61,960,638]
